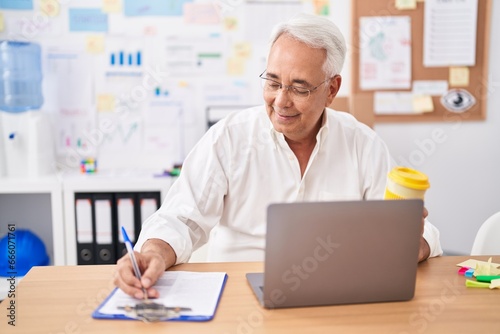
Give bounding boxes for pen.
[121,226,148,300]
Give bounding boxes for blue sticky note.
[69,8,108,32]
[123,0,193,16]
[0,0,33,10]
[464,268,475,278]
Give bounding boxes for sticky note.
[465,279,490,288]
[0,12,4,32]
[96,94,116,112]
[313,0,329,16]
[86,35,105,54]
[143,25,157,36]
[233,42,252,59]
[490,279,500,290]
[40,0,59,17]
[449,67,470,87]
[458,267,471,275]
[102,0,122,13]
[475,258,500,276]
[412,95,434,113]
[224,17,238,31]
[456,259,500,269]
[69,8,108,32]
[227,57,245,76]
[464,268,475,278]
[395,0,417,10]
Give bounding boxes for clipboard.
[92,271,228,322]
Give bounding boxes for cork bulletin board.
[349,0,492,127]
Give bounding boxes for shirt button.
[288,155,294,161]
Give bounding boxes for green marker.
[475,275,500,283]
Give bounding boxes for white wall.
[374,0,500,255]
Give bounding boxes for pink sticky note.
[458,266,471,275]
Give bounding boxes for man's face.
[263,34,341,143]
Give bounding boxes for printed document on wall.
[359,16,411,90]
[423,0,478,67]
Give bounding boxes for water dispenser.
[0,41,55,178]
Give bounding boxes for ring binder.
[93,193,116,264]
[75,193,94,265]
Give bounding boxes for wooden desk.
[1,256,498,333]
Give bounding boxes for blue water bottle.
[0,41,44,113]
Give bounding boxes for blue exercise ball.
[0,229,50,276]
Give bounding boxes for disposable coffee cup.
[384,167,430,200]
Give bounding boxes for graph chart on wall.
[44,48,97,159]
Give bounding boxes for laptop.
[247,199,423,309]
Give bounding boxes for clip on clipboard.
[92,271,228,322]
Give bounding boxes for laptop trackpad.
[246,273,264,305]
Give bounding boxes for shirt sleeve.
[423,218,443,258]
[134,128,228,264]
[357,126,443,258]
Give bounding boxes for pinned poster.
[0,13,4,32]
[423,0,478,67]
[359,16,412,90]
[184,3,220,25]
[412,80,448,96]
[123,0,193,16]
[0,0,33,10]
[374,91,414,115]
[69,8,109,32]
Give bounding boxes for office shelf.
[62,170,173,265]
[0,175,65,266]
[0,170,174,266]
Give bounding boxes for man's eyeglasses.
[259,70,330,102]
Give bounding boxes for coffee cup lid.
[389,167,430,190]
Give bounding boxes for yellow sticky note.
[224,17,238,31]
[40,0,60,17]
[490,279,500,289]
[102,0,122,13]
[449,67,470,87]
[233,42,252,59]
[395,0,417,9]
[413,95,434,113]
[86,35,105,54]
[227,57,245,76]
[96,94,116,112]
[465,279,490,288]
[0,13,4,32]
[457,259,500,268]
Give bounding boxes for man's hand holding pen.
[114,236,177,299]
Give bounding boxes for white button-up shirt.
[136,106,443,263]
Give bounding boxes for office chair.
[470,211,500,255]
